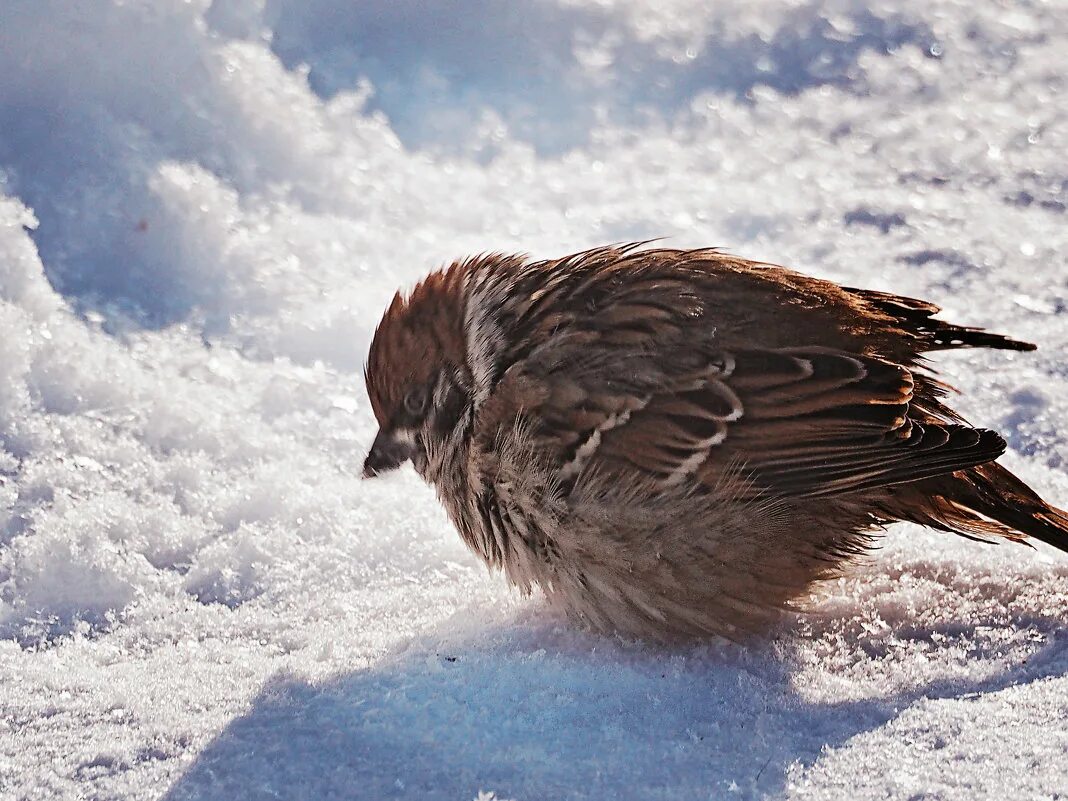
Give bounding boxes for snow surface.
[2,0,1068,798]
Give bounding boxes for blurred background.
[1,1,1067,799]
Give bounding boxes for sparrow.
[362,244,1068,641]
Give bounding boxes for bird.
[362,244,1068,641]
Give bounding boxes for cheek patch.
[433,382,470,436]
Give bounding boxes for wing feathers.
[747,425,1005,498]
[504,344,1005,500]
[477,302,1006,499]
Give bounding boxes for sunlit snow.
[2,1,1067,799]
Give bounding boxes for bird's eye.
[404,387,427,417]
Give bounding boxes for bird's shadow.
[161,584,1068,801]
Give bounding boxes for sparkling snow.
[2,1,1068,799]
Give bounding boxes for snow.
[1,0,1067,798]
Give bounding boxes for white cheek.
[393,428,417,445]
[432,380,451,408]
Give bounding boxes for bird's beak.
[362,429,414,478]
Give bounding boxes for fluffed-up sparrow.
[362,244,1067,640]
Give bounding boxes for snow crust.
[2,1,1068,798]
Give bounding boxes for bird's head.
[362,266,473,480]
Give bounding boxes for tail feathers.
[924,327,1037,353]
[845,287,1037,353]
[899,462,1068,553]
[1021,509,1068,552]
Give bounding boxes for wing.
[476,340,1006,502]
[467,246,1009,501]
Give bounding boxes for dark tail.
[845,287,1037,353]
[897,462,1068,553]
[955,462,1068,552]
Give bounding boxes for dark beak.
[362,429,414,478]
